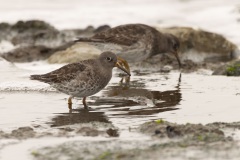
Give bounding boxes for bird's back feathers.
[30,61,92,84]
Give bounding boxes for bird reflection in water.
[50,110,110,127]
[94,73,182,116]
[50,73,182,127]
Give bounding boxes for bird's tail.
[74,37,105,43]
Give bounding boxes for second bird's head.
[99,52,131,76]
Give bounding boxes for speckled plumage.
[31,60,111,97]
[30,52,129,109]
[76,24,180,63]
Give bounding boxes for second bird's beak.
[115,58,131,76]
[171,51,182,68]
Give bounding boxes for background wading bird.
[75,23,182,70]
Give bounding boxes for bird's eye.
[106,57,112,62]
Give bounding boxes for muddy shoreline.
[1,119,240,160]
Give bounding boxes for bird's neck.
[98,61,113,77]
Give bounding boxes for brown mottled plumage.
[30,52,131,110]
[75,24,181,66]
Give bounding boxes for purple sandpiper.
[75,23,181,67]
[30,51,131,110]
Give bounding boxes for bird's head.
[99,52,131,76]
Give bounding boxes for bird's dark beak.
[171,50,182,68]
[115,57,131,76]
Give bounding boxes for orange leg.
[68,96,73,110]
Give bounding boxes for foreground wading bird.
[75,23,182,68]
[30,52,131,110]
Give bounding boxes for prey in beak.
[115,57,131,76]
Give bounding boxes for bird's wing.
[30,62,89,84]
[76,24,147,46]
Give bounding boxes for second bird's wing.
[76,24,147,46]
